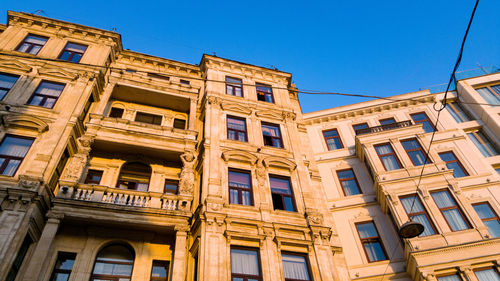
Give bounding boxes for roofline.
[200,54,292,77]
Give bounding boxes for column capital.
[174,225,190,233]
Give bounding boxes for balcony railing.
[355,120,414,136]
[63,184,191,211]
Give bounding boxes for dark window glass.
[180,79,190,85]
[27,81,65,108]
[16,34,48,55]
[337,169,361,196]
[411,112,435,133]
[6,235,33,281]
[50,252,77,281]
[135,112,162,125]
[151,260,169,281]
[0,135,34,176]
[230,247,262,281]
[476,85,500,105]
[374,143,402,171]
[49,148,70,190]
[270,176,296,212]
[438,152,468,178]
[85,169,103,184]
[117,162,151,192]
[323,129,343,150]
[109,107,124,118]
[227,116,247,142]
[256,83,274,103]
[355,221,387,262]
[353,123,369,135]
[148,72,169,80]
[473,203,500,238]
[496,167,500,175]
[467,130,499,157]
[0,72,19,100]
[431,190,470,231]
[446,102,473,123]
[58,42,87,63]
[262,123,283,148]
[401,138,431,166]
[91,244,134,281]
[281,253,312,281]
[474,268,500,281]
[164,179,179,194]
[379,118,396,125]
[226,77,243,97]
[228,169,253,206]
[400,195,436,236]
[173,118,186,129]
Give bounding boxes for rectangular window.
[58,42,87,63]
[230,247,262,281]
[374,143,402,171]
[467,130,499,157]
[84,169,103,184]
[473,203,500,238]
[109,107,124,118]
[226,77,243,97]
[135,112,162,125]
[323,129,343,150]
[353,123,369,135]
[438,152,468,178]
[0,72,19,100]
[411,112,435,133]
[337,169,361,196]
[476,84,500,105]
[256,83,274,103]
[228,169,253,206]
[474,268,500,281]
[173,118,186,129]
[269,176,296,212]
[6,235,33,281]
[164,179,179,194]
[401,138,431,166]
[148,72,169,80]
[227,116,247,142]
[496,167,500,175]
[16,34,48,55]
[437,274,462,281]
[446,101,472,123]
[151,260,170,281]
[400,195,436,236]
[431,189,470,231]
[27,81,65,109]
[355,221,387,262]
[281,253,312,281]
[180,79,190,85]
[49,252,76,281]
[49,148,70,190]
[379,118,396,125]
[262,123,283,148]
[0,135,34,176]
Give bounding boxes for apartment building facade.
[0,10,499,281]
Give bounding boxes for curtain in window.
[341,180,359,196]
[476,88,500,105]
[269,177,291,194]
[475,269,500,281]
[375,145,400,170]
[467,132,497,157]
[432,191,468,231]
[37,82,64,97]
[230,249,259,276]
[282,254,310,280]
[438,275,461,281]
[0,137,33,157]
[400,196,435,236]
[262,125,279,137]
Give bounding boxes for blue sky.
[1,1,499,113]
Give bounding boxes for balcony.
[355,120,414,136]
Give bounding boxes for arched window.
[91,244,134,281]
[117,162,151,192]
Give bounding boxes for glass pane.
[70,53,83,63]
[341,179,360,196]
[364,242,386,261]
[476,87,500,105]
[43,97,57,109]
[227,118,246,130]
[438,275,462,281]
[431,191,455,208]
[381,155,400,170]
[59,51,70,61]
[241,190,251,206]
[26,35,48,45]
[230,248,259,275]
[411,214,436,236]
[446,162,467,177]
[443,209,469,231]
[262,124,280,137]
[228,171,251,189]
[53,273,69,281]
[284,196,295,211]
[230,189,239,204]
[408,150,427,166]
[3,159,20,176]
[0,89,7,100]
[327,138,342,150]
[226,77,242,84]
[356,222,378,238]
[379,118,395,125]
[400,196,424,213]
[484,220,500,238]
[323,130,339,138]
[37,81,65,97]
[474,204,495,219]
[282,254,310,280]
[475,269,500,281]
[337,169,354,179]
[0,136,33,157]
[66,42,87,52]
[17,43,29,53]
[0,73,18,89]
[29,45,42,55]
[269,177,291,194]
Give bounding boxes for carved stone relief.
[179,151,197,195]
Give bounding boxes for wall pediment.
[255,110,283,121]
[263,156,296,171]
[220,102,252,115]
[0,57,32,73]
[221,150,258,164]
[3,114,49,133]
[38,67,78,80]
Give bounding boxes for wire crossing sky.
[1,0,499,112]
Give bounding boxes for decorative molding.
[220,102,253,115]
[255,110,283,121]
[221,150,258,165]
[262,156,296,171]
[0,57,32,73]
[2,114,49,133]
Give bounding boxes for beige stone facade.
[0,10,498,281]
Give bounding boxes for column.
[188,98,197,130]
[22,214,62,281]
[171,228,188,281]
[94,82,115,115]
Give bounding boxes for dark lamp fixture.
[398,221,424,238]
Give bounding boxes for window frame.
[84,169,103,185]
[164,179,179,194]
[0,72,20,100]
[135,111,163,125]
[226,76,244,97]
[438,151,469,178]
[0,134,34,177]
[400,138,431,166]
[467,129,499,157]
[281,251,313,281]
[473,267,500,281]
[109,107,124,118]
[228,168,254,206]
[150,260,170,281]
[475,84,500,105]
[472,202,500,238]
[323,129,344,151]
[49,252,77,281]
[27,80,65,109]
[15,34,48,55]
[410,112,436,133]
[261,122,284,149]
[374,143,402,171]
[436,273,463,281]
[446,101,473,123]
[355,221,388,263]
[269,175,297,212]
[352,123,369,134]
[430,189,471,232]
[173,118,186,129]
[90,244,135,281]
[399,194,437,236]
[226,116,248,142]
[230,246,263,281]
[336,168,362,196]
[256,82,274,103]
[379,117,396,125]
[58,42,87,63]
